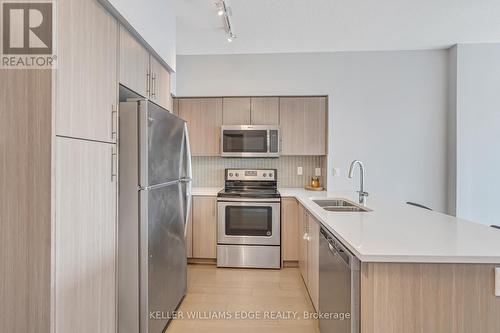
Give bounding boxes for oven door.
[218,200,281,246]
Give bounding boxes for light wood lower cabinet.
[297,203,320,312]
[306,213,320,311]
[56,0,118,143]
[281,198,299,261]
[361,262,500,333]
[192,196,217,259]
[55,137,117,333]
[298,203,308,283]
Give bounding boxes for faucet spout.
[348,160,368,205]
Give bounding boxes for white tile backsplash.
[192,156,327,188]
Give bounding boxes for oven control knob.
[229,173,233,177]
[235,173,239,177]
[263,173,266,177]
[269,173,273,178]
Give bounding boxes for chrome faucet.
[348,160,368,205]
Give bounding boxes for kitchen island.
[280,188,500,333]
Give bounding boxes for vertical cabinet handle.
[146,70,151,95]
[111,147,117,182]
[213,199,216,217]
[111,105,117,140]
[151,72,156,99]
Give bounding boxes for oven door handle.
[217,197,281,203]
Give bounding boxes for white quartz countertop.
[192,187,500,263]
[191,187,221,196]
[280,188,500,264]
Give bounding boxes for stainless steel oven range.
[217,169,281,269]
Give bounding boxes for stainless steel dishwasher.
[319,228,360,333]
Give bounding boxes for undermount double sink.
[313,199,371,212]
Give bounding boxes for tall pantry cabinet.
[55,0,119,332]
[1,0,120,332]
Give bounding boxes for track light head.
[227,32,236,42]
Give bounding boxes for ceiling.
[174,0,500,55]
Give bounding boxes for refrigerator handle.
[182,123,193,237]
[184,180,192,238]
[184,123,193,180]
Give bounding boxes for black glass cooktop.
[217,188,281,199]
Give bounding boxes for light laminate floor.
[166,264,319,333]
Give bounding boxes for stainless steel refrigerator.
[119,99,192,333]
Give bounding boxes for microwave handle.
[220,127,224,155]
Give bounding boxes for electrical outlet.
[315,168,321,176]
[297,167,303,176]
[333,168,341,176]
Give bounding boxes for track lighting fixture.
[215,1,236,42]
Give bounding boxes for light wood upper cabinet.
[172,97,179,117]
[280,97,327,155]
[179,98,223,156]
[56,0,118,143]
[298,203,308,283]
[119,25,150,98]
[119,26,172,111]
[223,97,251,125]
[192,196,217,259]
[282,198,299,261]
[150,55,172,111]
[55,137,117,333]
[251,97,279,125]
[307,213,320,311]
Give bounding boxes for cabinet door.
[55,137,117,333]
[222,97,251,125]
[172,98,179,117]
[192,196,217,259]
[307,214,320,311]
[150,56,172,111]
[179,98,223,156]
[119,25,150,97]
[282,198,299,261]
[251,97,279,125]
[298,204,308,283]
[279,97,327,155]
[57,0,118,143]
[186,204,193,258]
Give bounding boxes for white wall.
[453,43,500,226]
[176,50,449,213]
[104,0,176,70]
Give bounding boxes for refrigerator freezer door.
[139,100,186,187]
[140,182,187,333]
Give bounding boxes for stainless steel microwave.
[221,125,280,157]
